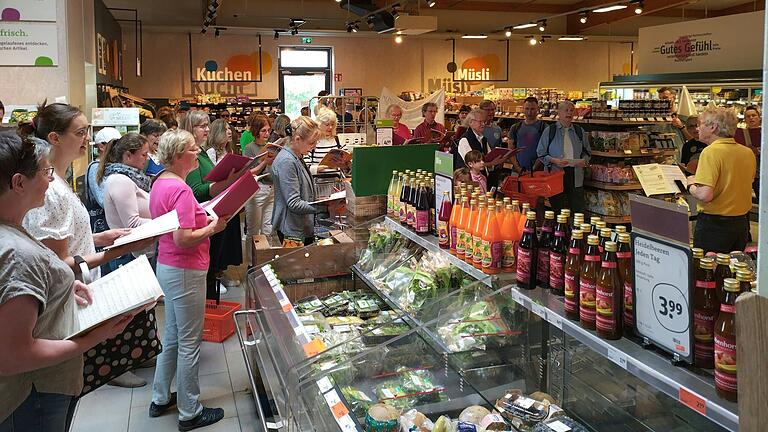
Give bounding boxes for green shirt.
[185,151,215,202]
[240,130,255,153]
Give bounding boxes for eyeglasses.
[194,124,210,129]
[68,126,90,138]
[40,166,55,180]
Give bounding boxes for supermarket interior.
[1,0,767,431]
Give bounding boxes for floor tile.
[235,390,263,432]
[198,416,242,432]
[130,366,168,408]
[200,341,228,375]
[72,386,131,432]
[199,372,238,419]
[227,350,250,393]
[127,404,177,432]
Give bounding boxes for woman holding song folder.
[149,128,229,430]
[0,132,137,431]
[243,114,277,258]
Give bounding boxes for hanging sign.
[632,232,693,363]
[92,108,140,126]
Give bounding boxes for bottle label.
[555,231,565,237]
[502,240,516,269]
[456,229,466,256]
[407,207,415,226]
[568,247,580,255]
[714,335,737,392]
[482,240,504,269]
[596,286,616,332]
[721,304,736,313]
[564,271,579,315]
[616,251,632,259]
[623,281,634,327]
[430,208,436,232]
[438,221,449,246]
[693,309,716,362]
[450,225,458,250]
[542,227,553,232]
[696,280,716,289]
[584,254,601,262]
[516,247,532,284]
[601,261,617,268]
[537,249,550,285]
[579,280,596,324]
[549,253,564,289]
[473,235,483,265]
[416,210,429,233]
[399,205,407,223]
[523,227,534,234]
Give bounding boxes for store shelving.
[590,149,675,158]
[378,216,737,431]
[583,180,643,191]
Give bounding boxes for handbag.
[81,161,109,234]
[76,257,163,396]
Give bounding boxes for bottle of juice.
[598,227,612,254]
[517,202,531,235]
[714,278,739,402]
[691,247,704,282]
[580,235,600,330]
[617,233,634,333]
[564,229,583,320]
[537,210,555,288]
[596,241,623,340]
[589,216,601,237]
[694,257,718,369]
[482,203,503,274]
[613,224,627,242]
[448,191,463,255]
[516,211,538,290]
[560,209,572,242]
[455,196,471,260]
[386,170,398,217]
[399,175,410,225]
[714,253,733,304]
[407,177,418,229]
[501,204,518,272]
[736,269,753,294]
[572,212,585,234]
[415,182,430,235]
[511,199,522,232]
[549,214,568,296]
[472,201,487,268]
[438,191,452,248]
[579,224,592,260]
[463,199,479,263]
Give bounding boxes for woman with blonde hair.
[269,114,291,144]
[306,107,344,172]
[204,119,232,166]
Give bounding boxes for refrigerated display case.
[235,216,738,431]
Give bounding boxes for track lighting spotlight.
[274,30,279,39]
[395,34,403,44]
[427,0,436,7]
[538,20,547,32]
[529,36,538,46]
[634,1,644,14]
[505,28,512,37]
[579,12,588,24]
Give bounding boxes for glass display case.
[235,216,738,431]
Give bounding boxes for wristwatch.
[74,255,90,279]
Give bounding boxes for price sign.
[337,133,366,147]
[531,303,547,320]
[632,233,693,362]
[679,387,707,415]
[303,338,326,357]
[607,347,628,370]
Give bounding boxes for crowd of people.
[0,99,343,432]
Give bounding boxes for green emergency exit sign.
[301,37,313,44]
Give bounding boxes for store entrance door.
[278,47,332,119]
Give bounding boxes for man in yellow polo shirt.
[686,107,756,253]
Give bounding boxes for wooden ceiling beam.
[711,1,765,16]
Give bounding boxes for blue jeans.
[0,386,76,432]
[151,264,207,421]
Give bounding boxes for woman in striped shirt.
[305,107,344,174]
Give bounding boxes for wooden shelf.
[591,149,674,158]
[586,212,632,224]
[446,111,672,126]
[584,180,643,191]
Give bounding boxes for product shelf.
[380,216,737,431]
[591,149,676,158]
[583,180,643,191]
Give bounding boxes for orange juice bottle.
[502,204,519,272]
[482,203,503,274]
[472,200,488,268]
[510,199,522,230]
[463,198,478,262]
[517,202,531,238]
[455,195,470,260]
[448,190,463,255]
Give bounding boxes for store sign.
[632,232,693,363]
[92,108,140,126]
[638,11,764,73]
[0,21,57,65]
[0,0,57,22]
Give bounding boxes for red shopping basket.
[203,300,241,342]
[500,170,564,208]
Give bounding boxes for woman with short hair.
[243,115,276,245]
[0,132,135,431]
[204,119,232,166]
[140,119,168,176]
[269,114,291,144]
[149,129,228,430]
[239,111,270,153]
[306,107,344,173]
[386,105,410,145]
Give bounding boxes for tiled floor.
[71,271,263,432]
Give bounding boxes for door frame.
[278,46,333,114]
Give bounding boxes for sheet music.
[105,210,180,250]
[308,190,346,205]
[67,255,164,339]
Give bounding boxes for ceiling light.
[579,12,588,24]
[559,36,585,41]
[461,34,488,39]
[529,37,538,46]
[513,23,536,30]
[335,0,341,2]
[427,0,436,7]
[394,34,403,44]
[505,28,512,37]
[538,20,547,32]
[634,1,644,14]
[214,28,220,37]
[593,5,628,13]
[539,36,546,44]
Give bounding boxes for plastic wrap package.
[437,301,512,352]
[585,190,630,217]
[587,163,638,184]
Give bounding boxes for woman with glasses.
[0,132,138,431]
[182,111,248,297]
[735,105,762,195]
[680,116,706,175]
[140,119,168,176]
[386,105,411,145]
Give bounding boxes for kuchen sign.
[638,11,764,74]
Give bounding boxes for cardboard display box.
[252,230,359,280]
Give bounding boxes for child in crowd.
[464,150,487,193]
[453,167,472,187]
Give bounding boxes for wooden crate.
[252,231,358,279]
[345,182,386,217]
[282,275,355,303]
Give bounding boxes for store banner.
[0,21,58,65]
[638,11,764,74]
[0,0,56,22]
[378,88,445,131]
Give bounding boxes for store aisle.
[71,280,263,432]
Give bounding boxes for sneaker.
[178,407,224,431]
[107,371,147,388]
[149,392,177,418]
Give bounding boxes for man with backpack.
[537,100,590,213]
[509,97,546,173]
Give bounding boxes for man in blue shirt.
[509,97,545,172]
[537,100,590,213]
[480,100,503,149]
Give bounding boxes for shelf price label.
[531,303,547,320]
[606,346,628,370]
[303,338,326,357]
[679,387,707,415]
[317,376,333,393]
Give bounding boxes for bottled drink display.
[428,178,436,234]
[438,191,452,248]
[387,170,399,217]
[580,235,601,330]
[560,209,572,241]
[455,196,470,260]
[572,213,585,235]
[481,203,503,274]
[464,198,479,263]
[694,257,719,369]
[614,224,627,242]
[564,229,584,320]
[407,177,418,228]
[448,189,462,254]
[616,233,634,332]
[589,217,601,237]
[415,182,429,235]
[399,175,410,225]
[596,241,623,340]
[598,227,612,254]
[501,204,518,272]
[537,211,555,288]
[714,253,733,304]
[549,214,568,295]
[736,269,754,294]
[691,248,704,282]
[516,211,538,290]
[714,278,739,402]
[472,201,488,269]
[517,202,531,235]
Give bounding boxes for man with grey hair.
[686,106,755,253]
[536,100,590,213]
[479,100,503,149]
[412,101,446,143]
